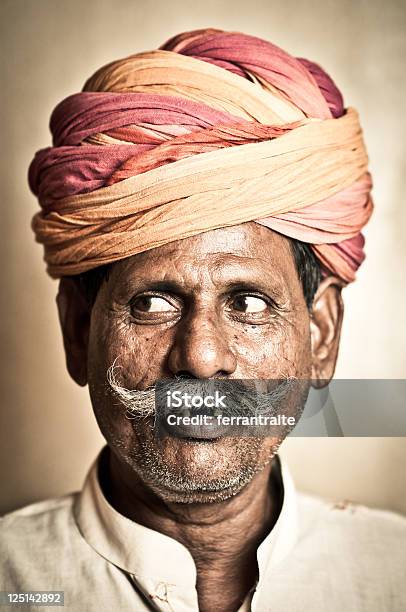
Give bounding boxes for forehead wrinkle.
[208,252,287,290]
[109,224,295,293]
[160,249,285,279]
[157,251,289,298]
[111,249,292,297]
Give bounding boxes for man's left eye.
[131,295,176,313]
[231,295,268,313]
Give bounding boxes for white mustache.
[107,359,155,417]
[107,359,298,420]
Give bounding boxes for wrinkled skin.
[57,222,343,612]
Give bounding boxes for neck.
[101,448,282,612]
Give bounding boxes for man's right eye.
[131,295,177,313]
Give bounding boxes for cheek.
[87,308,172,390]
[279,319,312,378]
[86,310,166,446]
[228,316,312,378]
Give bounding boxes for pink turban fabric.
[29,28,373,282]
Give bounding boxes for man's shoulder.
[0,493,79,550]
[297,490,406,559]
[298,490,406,527]
[0,492,95,591]
[1,492,77,521]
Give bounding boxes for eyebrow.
[127,275,287,303]
[118,252,290,299]
[135,280,186,294]
[219,278,286,302]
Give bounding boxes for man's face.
[82,222,315,502]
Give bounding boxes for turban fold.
[29,28,373,283]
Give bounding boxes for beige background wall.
[1,0,405,516]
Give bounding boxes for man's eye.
[131,295,176,313]
[231,295,268,313]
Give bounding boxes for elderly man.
[1,28,405,612]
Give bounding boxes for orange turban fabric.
[29,28,373,283]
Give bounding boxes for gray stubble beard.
[103,359,300,503]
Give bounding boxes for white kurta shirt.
[1,446,405,611]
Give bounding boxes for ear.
[310,276,344,388]
[56,277,90,387]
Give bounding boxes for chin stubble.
[104,359,294,502]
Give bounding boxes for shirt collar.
[73,445,298,587]
[256,453,298,579]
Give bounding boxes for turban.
[29,28,373,283]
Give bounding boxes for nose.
[167,309,237,378]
